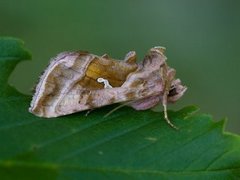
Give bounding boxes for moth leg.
[85,109,93,116]
[163,103,178,130]
[160,62,178,129]
[162,93,178,130]
[104,102,132,118]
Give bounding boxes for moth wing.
[29,51,138,118]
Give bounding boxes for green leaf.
[0,37,240,180]
[0,37,31,97]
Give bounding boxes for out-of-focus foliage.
[0,0,239,133]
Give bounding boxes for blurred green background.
[0,0,239,133]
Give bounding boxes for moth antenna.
[104,101,134,118]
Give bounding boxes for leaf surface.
[0,37,240,180]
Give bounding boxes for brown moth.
[29,47,187,128]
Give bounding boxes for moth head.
[168,79,187,103]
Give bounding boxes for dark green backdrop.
[1,0,239,133]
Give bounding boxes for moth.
[29,47,187,129]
